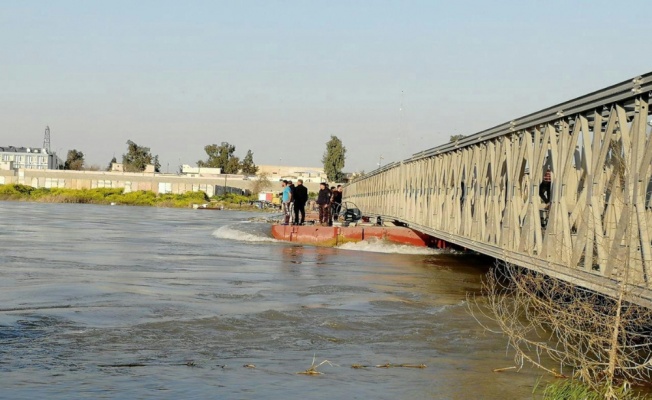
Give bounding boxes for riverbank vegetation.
[0,184,208,208]
[472,262,652,399]
[0,183,280,211]
[536,379,647,400]
[210,192,269,210]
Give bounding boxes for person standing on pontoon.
[316,182,332,226]
[330,185,343,224]
[293,179,308,225]
[281,180,292,225]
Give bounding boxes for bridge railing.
[345,73,652,299]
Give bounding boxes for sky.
[2,0,652,173]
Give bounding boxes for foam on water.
[212,224,279,243]
[336,238,442,255]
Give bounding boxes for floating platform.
[270,224,442,247]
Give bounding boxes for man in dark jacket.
[330,185,343,224]
[292,179,309,225]
[539,165,552,204]
[316,182,332,226]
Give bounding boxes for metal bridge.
[345,72,652,304]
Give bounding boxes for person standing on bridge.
[316,182,332,226]
[539,165,552,204]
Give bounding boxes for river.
[0,202,543,399]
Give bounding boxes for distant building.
[181,164,222,176]
[0,146,62,170]
[257,164,328,183]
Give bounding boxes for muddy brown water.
[0,202,545,399]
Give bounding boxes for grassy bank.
[0,184,279,211]
[0,184,209,208]
[536,378,648,399]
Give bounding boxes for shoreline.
[0,183,272,211]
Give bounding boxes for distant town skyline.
[2,1,652,172]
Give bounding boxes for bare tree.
[250,172,271,195]
[474,263,652,386]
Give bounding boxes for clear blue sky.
[1,0,651,172]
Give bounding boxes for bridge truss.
[345,73,652,304]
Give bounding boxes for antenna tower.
[43,126,51,152]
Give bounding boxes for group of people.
[316,182,342,226]
[280,179,309,225]
[280,180,342,226]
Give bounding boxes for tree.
[250,172,271,194]
[450,134,465,142]
[224,156,240,174]
[153,155,161,173]
[122,140,158,172]
[197,142,243,174]
[64,149,84,170]
[322,135,346,182]
[241,150,258,175]
[197,142,236,170]
[106,156,117,171]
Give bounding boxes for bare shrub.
[471,262,652,398]
[250,172,271,195]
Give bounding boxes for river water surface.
[0,202,543,399]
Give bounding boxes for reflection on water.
[0,202,541,399]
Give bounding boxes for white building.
[181,164,222,176]
[0,146,62,170]
[257,164,327,183]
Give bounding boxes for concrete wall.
[0,169,322,195]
